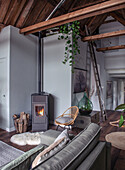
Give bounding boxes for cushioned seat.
[55,106,79,129]
[56,117,73,124]
[40,129,61,146]
[2,123,111,170]
[33,123,101,170]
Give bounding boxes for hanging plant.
[58,21,80,70]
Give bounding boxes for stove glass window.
[35,106,44,117]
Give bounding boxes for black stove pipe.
[41,36,44,93]
[38,31,42,93]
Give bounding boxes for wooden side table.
[106,132,125,150]
[74,111,100,129]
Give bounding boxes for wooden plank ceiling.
[0,0,125,37]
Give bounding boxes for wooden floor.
[0,110,125,170]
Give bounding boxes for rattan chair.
[55,106,79,130]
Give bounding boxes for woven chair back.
[63,106,79,119]
[55,106,79,126]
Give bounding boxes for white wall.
[90,49,108,111]
[0,26,37,131]
[74,39,87,69]
[112,81,117,110]
[118,80,124,105]
[99,17,125,75]
[0,26,10,130]
[98,17,125,110]
[72,38,107,111]
[43,34,72,122]
[72,39,88,105]
[9,26,37,128]
[72,18,125,112]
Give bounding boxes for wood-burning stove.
[31,93,49,131]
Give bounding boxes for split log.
[18,118,23,133]
[13,115,19,133]
[13,112,30,133]
[13,114,18,119]
[20,112,25,119]
[26,113,30,131]
[23,113,27,132]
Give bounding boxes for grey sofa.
[2,123,111,170]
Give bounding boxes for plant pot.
[79,109,92,116]
[78,92,93,116]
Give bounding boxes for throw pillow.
[54,129,70,143]
[31,137,65,169]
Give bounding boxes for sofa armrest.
[2,144,46,170]
[76,141,111,170]
[106,142,111,170]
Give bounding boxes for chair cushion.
[56,117,73,124]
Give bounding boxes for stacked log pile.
[13,112,30,133]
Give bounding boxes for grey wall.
[43,34,72,122]
[0,26,10,130]
[0,26,37,131]
[90,48,110,111]
[112,81,118,110]
[10,26,37,129]
[74,39,87,69]
[72,39,88,106]
[98,17,125,109]
[118,80,124,105]
[72,38,107,111]
[99,17,125,74]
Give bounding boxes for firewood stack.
[13,112,30,133]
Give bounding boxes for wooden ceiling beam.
[11,0,27,26]
[96,45,125,52]
[110,12,125,26]
[0,0,10,23]
[23,0,45,27]
[71,0,107,12]
[3,0,17,25]
[47,0,66,14]
[68,0,78,12]
[90,14,108,34]
[88,16,97,28]
[35,3,53,23]
[102,18,116,24]
[121,9,125,19]
[0,23,6,27]
[81,14,108,37]
[16,0,35,28]
[82,29,125,41]
[79,16,97,36]
[0,23,6,32]
[20,0,125,35]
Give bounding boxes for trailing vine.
[58,21,80,71]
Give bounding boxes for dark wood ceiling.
[0,0,125,36]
